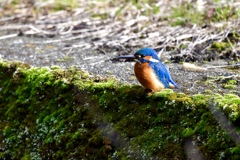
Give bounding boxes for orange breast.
[134,62,165,92]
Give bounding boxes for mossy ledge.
[0,60,240,159]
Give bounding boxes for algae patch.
[0,61,240,159]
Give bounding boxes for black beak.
[116,55,136,60]
[111,55,137,62]
[115,55,141,64]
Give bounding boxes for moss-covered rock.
[0,60,240,159]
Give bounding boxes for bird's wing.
[150,62,169,88]
[150,62,178,88]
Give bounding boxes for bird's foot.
[144,88,153,95]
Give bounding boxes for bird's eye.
[136,54,145,58]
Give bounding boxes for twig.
[0,14,26,22]
[206,64,240,69]
[0,33,19,40]
[0,24,31,31]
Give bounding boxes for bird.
[117,48,178,93]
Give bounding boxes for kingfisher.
[117,48,178,92]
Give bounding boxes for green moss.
[227,79,237,85]
[169,3,204,26]
[214,94,240,121]
[222,79,238,89]
[168,1,240,26]
[182,128,194,137]
[230,146,240,154]
[0,61,240,159]
[152,88,175,97]
[211,41,230,51]
[52,0,79,11]
[212,5,237,22]
[223,84,237,89]
[204,89,213,94]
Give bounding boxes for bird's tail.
[169,79,178,89]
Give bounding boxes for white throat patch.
[134,59,141,64]
[148,58,159,63]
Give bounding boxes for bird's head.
[116,48,160,63]
[134,48,160,63]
